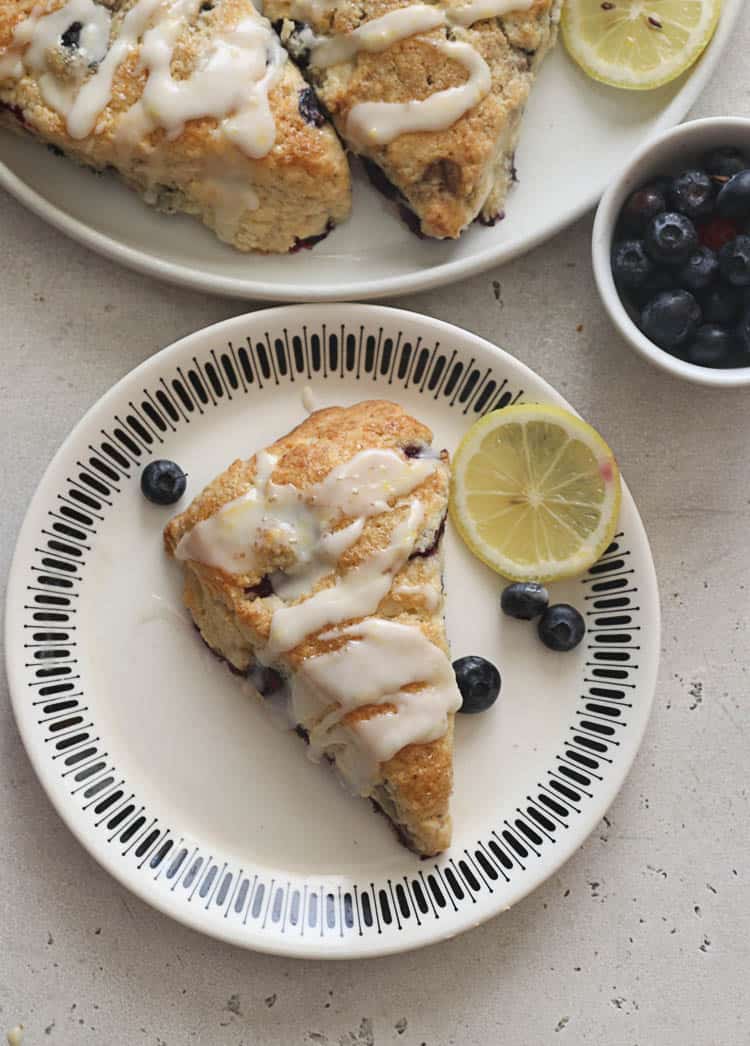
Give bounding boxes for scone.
[269,0,561,238]
[0,0,351,252]
[164,401,462,857]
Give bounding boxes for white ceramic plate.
[0,0,743,302]
[6,305,659,958]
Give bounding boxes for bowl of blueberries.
[592,117,750,386]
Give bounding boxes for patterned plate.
[5,305,660,958]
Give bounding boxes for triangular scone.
[164,401,461,857]
[269,0,560,238]
[0,0,350,252]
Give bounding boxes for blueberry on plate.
[612,239,652,289]
[719,235,750,286]
[501,582,549,620]
[701,283,742,325]
[703,146,748,182]
[668,169,715,220]
[716,170,750,220]
[538,605,585,653]
[620,185,666,234]
[453,656,501,714]
[645,212,698,266]
[141,459,187,505]
[677,246,719,293]
[683,325,734,368]
[640,289,701,350]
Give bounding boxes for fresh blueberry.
[716,170,750,220]
[701,283,742,325]
[683,325,734,368]
[719,235,750,286]
[453,656,501,714]
[140,459,187,505]
[736,307,750,356]
[640,289,701,350]
[703,146,748,182]
[538,605,586,653]
[612,239,652,289]
[621,185,666,234]
[632,267,676,305]
[645,212,698,266]
[501,582,549,620]
[677,246,719,293]
[668,169,715,220]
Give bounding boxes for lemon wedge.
[450,404,622,582]
[561,0,722,91]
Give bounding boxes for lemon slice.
[450,404,622,582]
[561,0,722,91]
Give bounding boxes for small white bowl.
[592,117,750,388]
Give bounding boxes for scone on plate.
[164,401,462,857]
[269,0,561,238]
[0,0,351,253]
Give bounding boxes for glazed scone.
[269,0,560,238]
[164,401,462,857]
[0,0,351,252]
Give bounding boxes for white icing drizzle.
[291,618,462,793]
[200,174,260,243]
[393,581,441,611]
[1,0,286,158]
[347,37,490,146]
[301,385,317,413]
[265,499,423,656]
[300,0,535,144]
[175,447,437,577]
[311,5,444,68]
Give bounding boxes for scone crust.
[0,0,351,252]
[269,0,559,238]
[165,400,455,856]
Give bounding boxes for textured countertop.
[2,13,750,1044]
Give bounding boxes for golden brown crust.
[0,0,351,252]
[270,0,560,238]
[165,400,455,855]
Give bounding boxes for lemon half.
[561,0,722,91]
[450,404,622,582]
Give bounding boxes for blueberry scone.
[0,0,351,252]
[269,0,560,238]
[164,401,462,857]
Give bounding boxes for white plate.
[0,0,743,302]
[6,305,659,958]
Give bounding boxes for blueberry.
[716,170,750,220]
[60,20,82,49]
[719,235,750,287]
[612,239,652,289]
[668,169,715,220]
[453,656,501,714]
[621,186,666,234]
[501,582,549,620]
[140,459,187,505]
[683,325,734,368]
[703,146,748,182]
[640,289,701,350]
[645,212,698,266]
[736,307,750,356]
[247,663,285,696]
[701,283,742,325]
[677,246,719,293]
[632,267,676,305]
[538,604,585,653]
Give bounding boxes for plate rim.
[5,304,661,958]
[0,0,743,303]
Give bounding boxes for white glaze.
[176,447,437,577]
[2,0,286,159]
[393,581,441,611]
[311,5,444,68]
[265,499,423,655]
[291,617,461,792]
[301,385,317,413]
[347,37,491,146]
[201,174,260,243]
[450,0,534,27]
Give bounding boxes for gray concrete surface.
[2,12,750,1044]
